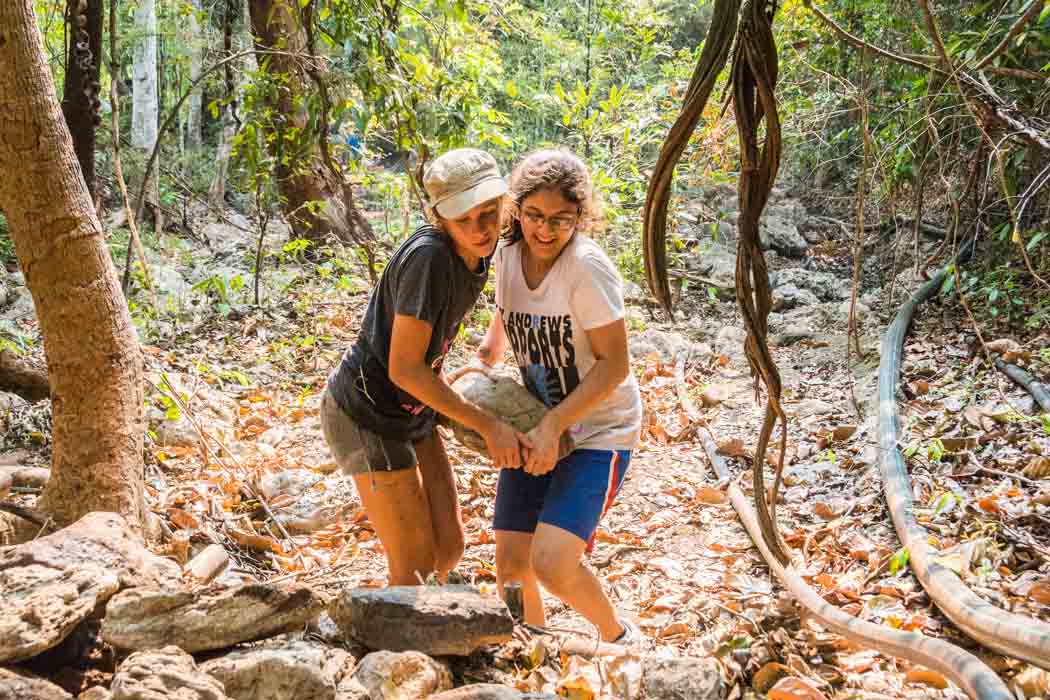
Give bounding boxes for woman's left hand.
[524,417,562,476]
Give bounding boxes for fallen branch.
[0,502,47,527]
[879,245,1050,670]
[699,428,1014,700]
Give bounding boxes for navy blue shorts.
[493,449,631,546]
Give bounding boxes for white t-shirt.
[494,235,642,451]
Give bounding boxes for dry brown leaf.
[832,425,857,442]
[977,496,1001,513]
[986,338,1028,363]
[1023,456,1050,480]
[1011,666,1050,698]
[1028,581,1050,605]
[557,673,596,700]
[168,508,200,530]
[751,662,792,693]
[717,438,748,459]
[695,485,728,505]
[812,502,840,520]
[839,650,880,673]
[963,405,984,429]
[658,622,692,639]
[940,436,978,453]
[913,380,930,395]
[228,527,285,555]
[1036,492,1050,506]
[905,668,948,689]
[767,676,829,700]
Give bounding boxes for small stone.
[769,269,844,302]
[259,470,322,500]
[77,689,112,700]
[102,584,325,654]
[772,326,813,347]
[642,656,723,700]
[0,391,28,413]
[329,586,513,656]
[347,651,451,700]
[714,326,747,360]
[111,646,228,700]
[795,399,836,418]
[200,640,355,700]
[0,667,73,700]
[772,284,820,311]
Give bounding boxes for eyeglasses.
[521,210,578,233]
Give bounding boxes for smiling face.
[441,196,503,268]
[519,188,580,264]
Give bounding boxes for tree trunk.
[61,0,103,200]
[132,0,161,230]
[0,0,147,530]
[247,0,362,246]
[185,0,204,151]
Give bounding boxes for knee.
[435,529,465,575]
[530,544,577,591]
[496,541,532,583]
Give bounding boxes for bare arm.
[476,310,510,368]
[388,313,527,468]
[524,318,632,474]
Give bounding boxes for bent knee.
[530,545,579,588]
[496,546,532,582]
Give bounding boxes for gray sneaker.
[612,617,645,648]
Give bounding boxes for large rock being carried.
[101,584,325,654]
[329,586,514,656]
[0,513,180,664]
[444,370,573,460]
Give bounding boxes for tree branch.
[975,0,1043,69]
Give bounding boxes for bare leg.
[414,431,465,580]
[352,469,436,585]
[495,530,545,626]
[531,523,622,641]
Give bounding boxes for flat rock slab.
[428,685,525,700]
[330,586,513,656]
[0,512,180,663]
[343,650,452,700]
[200,640,355,700]
[642,657,724,700]
[111,646,228,700]
[102,583,324,654]
[0,666,74,699]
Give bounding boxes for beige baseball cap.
[423,148,507,219]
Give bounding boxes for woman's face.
[519,188,579,264]
[442,197,503,263]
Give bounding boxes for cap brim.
[435,177,508,219]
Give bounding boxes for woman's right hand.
[482,417,532,469]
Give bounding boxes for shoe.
[611,617,645,648]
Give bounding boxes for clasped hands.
[446,359,561,476]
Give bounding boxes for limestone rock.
[0,464,50,488]
[769,269,844,302]
[794,399,836,418]
[329,586,514,656]
[0,513,179,663]
[0,391,28,414]
[77,689,112,700]
[759,214,808,258]
[428,686,523,700]
[102,584,325,653]
[445,371,573,461]
[347,651,451,700]
[0,471,9,499]
[688,242,736,290]
[641,656,723,700]
[111,646,228,700]
[200,640,355,700]
[772,326,813,347]
[0,667,74,699]
[714,326,747,360]
[771,284,820,311]
[630,329,705,365]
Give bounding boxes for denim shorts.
[493,449,631,546]
[320,390,417,475]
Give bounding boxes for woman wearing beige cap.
[321,148,531,585]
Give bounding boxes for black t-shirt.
[327,225,489,441]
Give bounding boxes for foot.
[610,617,645,648]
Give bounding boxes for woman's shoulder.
[566,235,618,274]
[399,225,456,265]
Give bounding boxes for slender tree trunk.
[132,0,161,231]
[61,0,104,200]
[0,0,146,530]
[186,0,204,151]
[248,0,363,245]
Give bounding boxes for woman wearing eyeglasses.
[468,149,644,645]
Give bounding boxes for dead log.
[0,350,49,402]
[443,369,574,461]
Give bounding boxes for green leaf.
[1026,230,1048,251]
[932,492,957,517]
[889,547,910,575]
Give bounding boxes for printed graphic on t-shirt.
[500,308,580,407]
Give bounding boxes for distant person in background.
[321,148,531,585]
[469,149,644,644]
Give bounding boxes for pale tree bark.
[186,0,204,151]
[0,0,147,530]
[132,0,162,230]
[248,0,373,248]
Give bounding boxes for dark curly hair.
[503,149,604,243]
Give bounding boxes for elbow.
[387,358,416,392]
